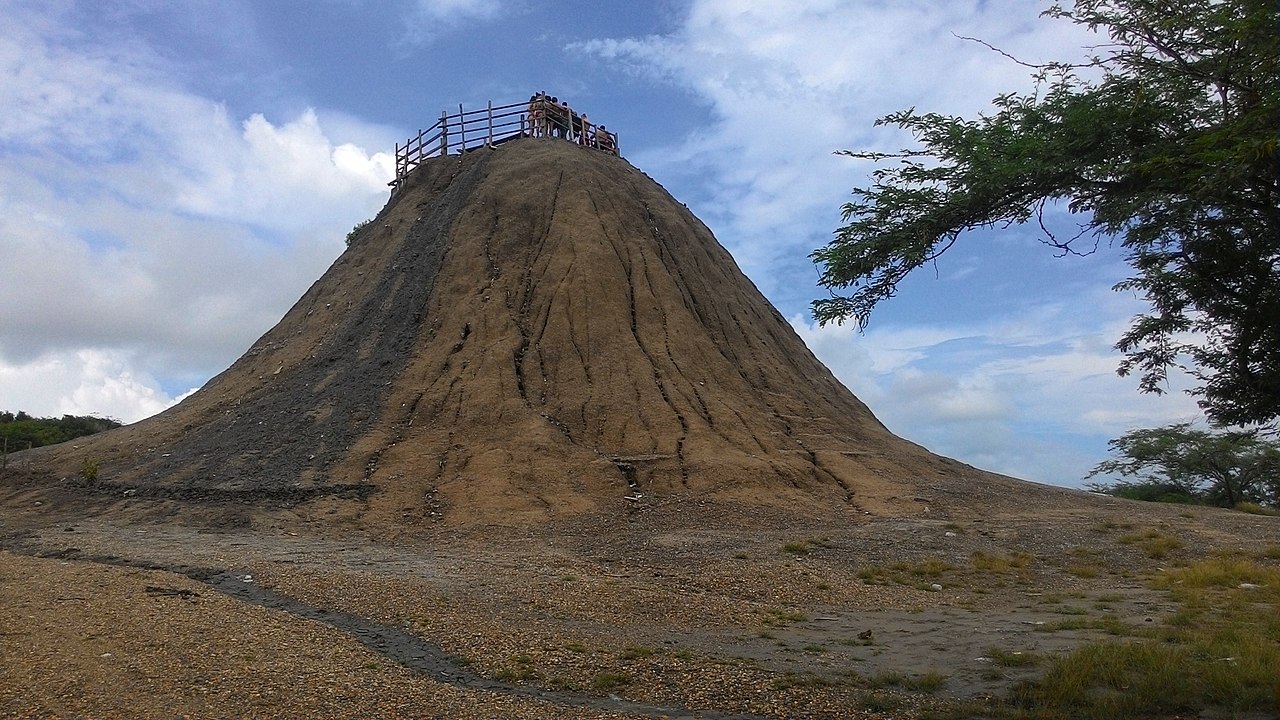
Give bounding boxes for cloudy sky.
[1,0,1201,487]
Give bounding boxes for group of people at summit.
[527,92,617,154]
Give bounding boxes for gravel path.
[3,498,1275,718]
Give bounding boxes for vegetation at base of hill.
[1086,423,1280,509]
[812,0,1279,429]
[917,555,1280,719]
[1004,556,1280,719]
[0,410,122,451]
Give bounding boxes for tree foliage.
[345,218,373,247]
[812,0,1279,427]
[1086,423,1280,508]
[0,410,122,451]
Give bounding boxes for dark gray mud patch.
[203,570,747,718]
[126,151,498,498]
[56,476,376,505]
[8,545,764,720]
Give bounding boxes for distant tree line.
[1087,424,1280,512]
[0,411,122,451]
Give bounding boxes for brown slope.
[10,138,1072,526]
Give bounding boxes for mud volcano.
[16,138,1011,526]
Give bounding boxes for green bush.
[1,411,121,450]
[345,218,373,246]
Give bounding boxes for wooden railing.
[391,98,620,192]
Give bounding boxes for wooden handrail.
[390,96,621,192]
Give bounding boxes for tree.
[811,0,1279,428]
[1086,423,1280,508]
[0,411,122,451]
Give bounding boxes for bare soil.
[2,494,1276,719]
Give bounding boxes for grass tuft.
[1118,528,1183,559]
[618,646,657,660]
[591,671,632,691]
[782,540,811,555]
[1016,557,1280,718]
[1235,502,1280,517]
[987,647,1040,667]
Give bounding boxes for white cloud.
[792,296,1202,487]
[578,0,1099,296]
[0,3,397,422]
[414,0,503,21]
[0,350,177,423]
[398,0,507,45]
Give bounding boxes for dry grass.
[1009,556,1280,718]
[1235,501,1280,517]
[970,551,1034,573]
[1118,527,1184,559]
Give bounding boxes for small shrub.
[591,671,631,691]
[905,671,949,693]
[1235,501,1280,517]
[858,558,955,587]
[858,691,902,712]
[78,459,100,482]
[782,540,810,555]
[345,218,373,246]
[618,646,657,660]
[971,551,1034,573]
[546,676,579,691]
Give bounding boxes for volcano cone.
[17,138,1033,525]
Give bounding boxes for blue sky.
[0,0,1201,487]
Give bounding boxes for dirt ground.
[3,492,1276,719]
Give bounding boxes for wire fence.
[391,97,620,192]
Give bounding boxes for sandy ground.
[3,495,1276,719]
